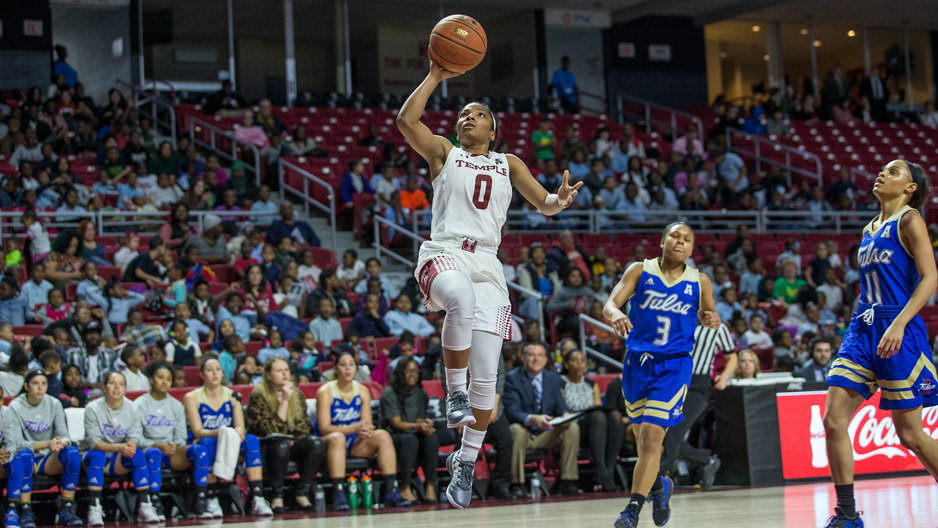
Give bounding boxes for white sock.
[458,426,486,464]
[446,367,468,395]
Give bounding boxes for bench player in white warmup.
[397,60,582,509]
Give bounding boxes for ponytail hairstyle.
[144,360,174,381]
[903,160,931,210]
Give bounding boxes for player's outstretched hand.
[428,59,464,81]
[700,310,720,329]
[557,171,583,209]
[610,310,632,337]
[876,321,905,358]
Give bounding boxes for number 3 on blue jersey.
[653,315,671,345]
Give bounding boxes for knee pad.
[242,434,262,468]
[60,447,81,491]
[145,448,163,470]
[199,437,218,462]
[430,270,475,351]
[145,448,163,492]
[467,330,502,410]
[60,446,81,473]
[4,456,24,500]
[188,444,209,487]
[16,450,34,494]
[129,450,149,489]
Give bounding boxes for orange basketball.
[428,14,487,74]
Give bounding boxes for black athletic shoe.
[647,476,673,526]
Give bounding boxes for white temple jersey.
[430,148,512,248]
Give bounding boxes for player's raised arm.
[396,62,460,179]
[507,156,582,216]
[697,273,720,329]
[602,262,643,337]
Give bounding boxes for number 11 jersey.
[858,204,920,306]
[430,147,512,247]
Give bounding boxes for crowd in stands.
[3,57,938,526]
[713,63,938,131]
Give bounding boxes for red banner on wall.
[776,391,938,479]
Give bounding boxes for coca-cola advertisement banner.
[776,391,938,480]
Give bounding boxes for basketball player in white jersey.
[397,60,581,509]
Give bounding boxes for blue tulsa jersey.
[626,259,701,357]
[858,205,921,307]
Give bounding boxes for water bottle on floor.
[530,476,541,502]
[314,484,326,513]
[348,476,360,509]
[362,475,374,510]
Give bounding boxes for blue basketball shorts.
[621,351,692,427]
[828,302,938,411]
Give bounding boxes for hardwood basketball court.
[168,474,936,528]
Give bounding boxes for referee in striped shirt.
[659,322,737,488]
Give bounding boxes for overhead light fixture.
[800,28,809,35]
[847,30,856,37]
[763,54,770,61]
[813,40,822,47]
[752,25,761,32]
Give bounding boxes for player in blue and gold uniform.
[823,160,938,528]
[603,222,719,528]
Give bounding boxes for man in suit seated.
[794,337,834,382]
[504,341,581,496]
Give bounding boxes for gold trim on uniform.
[624,385,688,420]
[642,259,699,289]
[877,353,938,390]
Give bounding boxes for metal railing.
[0,209,281,244]
[188,117,262,187]
[616,93,704,143]
[851,167,878,186]
[278,159,337,250]
[507,281,546,342]
[577,90,607,116]
[116,79,178,148]
[502,208,768,234]
[373,214,546,341]
[725,127,823,187]
[577,314,624,371]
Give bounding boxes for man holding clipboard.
[504,342,582,497]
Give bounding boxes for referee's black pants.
[659,374,712,476]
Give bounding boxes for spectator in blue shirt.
[257,328,290,365]
[249,185,279,227]
[55,187,86,222]
[102,280,147,325]
[53,45,79,88]
[353,258,399,299]
[614,182,648,224]
[710,148,748,193]
[347,293,390,339]
[21,265,53,312]
[340,158,374,206]
[0,275,36,326]
[76,262,108,308]
[550,56,578,114]
[266,201,320,247]
[213,289,253,341]
[383,296,434,337]
[116,171,144,210]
